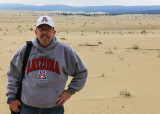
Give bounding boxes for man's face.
[35,24,56,47]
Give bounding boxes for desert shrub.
[132,44,139,49]
[120,89,131,96]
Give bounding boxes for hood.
[32,37,58,51]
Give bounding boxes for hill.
[0,3,160,14]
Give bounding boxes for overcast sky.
[0,0,160,6]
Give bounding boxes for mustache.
[41,34,49,38]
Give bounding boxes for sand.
[1,10,160,114]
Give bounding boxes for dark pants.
[20,103,64,114]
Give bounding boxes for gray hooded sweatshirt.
[6,37,87,108]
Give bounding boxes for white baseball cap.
[36,16,54,28]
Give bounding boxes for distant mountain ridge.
[0,3,160,14]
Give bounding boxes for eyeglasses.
[37,27,53,32]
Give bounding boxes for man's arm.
[67,51,88,91]
[6,45,26,112]
[57,47,88,106]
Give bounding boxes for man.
[6,16,88,114]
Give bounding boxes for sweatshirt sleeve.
[6,45,26,99]
[66,47,88,91]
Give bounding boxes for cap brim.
[36,22,54,28]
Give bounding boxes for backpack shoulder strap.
[22,41,32,78]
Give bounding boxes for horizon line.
[1,3,160,7]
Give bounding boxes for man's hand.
[9,100,22,113]
[56,90,72,106]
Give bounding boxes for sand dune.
[1,10,160,114]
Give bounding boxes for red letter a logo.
[38,71,47,80]
[41,17,48,22]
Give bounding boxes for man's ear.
[53,30,56,35]
[35,30,37,35]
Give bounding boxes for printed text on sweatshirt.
[27,57,60,75]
